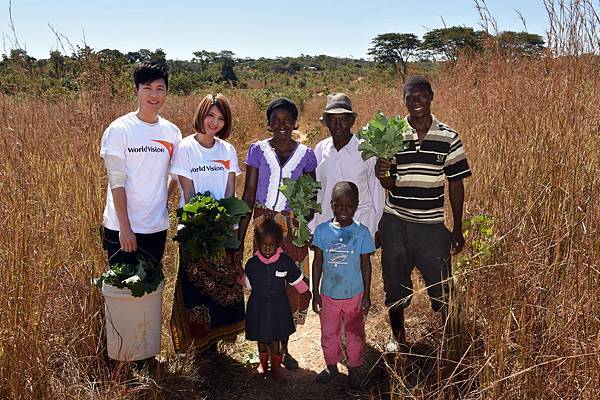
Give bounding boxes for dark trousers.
[379,213,451,312]
[102,227,168,265]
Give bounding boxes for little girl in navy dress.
[239,217,310,381]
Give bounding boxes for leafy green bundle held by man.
[375,75,471,350]
[357,112,410,162]
[95,256,164,298]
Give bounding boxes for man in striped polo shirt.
[375,75,471,350]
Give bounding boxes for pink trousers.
[319,292,365,368]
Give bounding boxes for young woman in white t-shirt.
[169,94,246,356]
[171,94,240,204]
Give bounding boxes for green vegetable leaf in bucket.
[94,256,164,298]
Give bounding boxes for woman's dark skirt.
[170,248,245,353]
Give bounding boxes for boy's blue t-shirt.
[312,220,376,299]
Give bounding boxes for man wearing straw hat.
[310,93,384,241]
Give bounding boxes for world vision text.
[191,165,226,172]
[127,146,165,153]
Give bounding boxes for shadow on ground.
[194,344,388,400]
[378,315,485,399]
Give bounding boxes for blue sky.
[1,0,549,60]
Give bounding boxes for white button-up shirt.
[309,135,385,238]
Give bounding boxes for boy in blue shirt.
[312,181,376,389]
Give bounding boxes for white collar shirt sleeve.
[311,135,384,238]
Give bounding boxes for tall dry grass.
[1,4,598,399]
[0,92,267,399]
[377,53,600,400]
[374,2,600,398]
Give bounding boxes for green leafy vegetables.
[95,256,164,297]
[278,175,321,247]
[173,192,250,261]
[357,112,410,160]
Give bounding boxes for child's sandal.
[282,353,299,370]
[315,364,339,383]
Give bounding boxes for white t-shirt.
[100,112,182,233]
[170,135,241,205]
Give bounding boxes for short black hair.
[255,216,284,243]
[331,181,359,204]
[403,75,433,96]
[133,62,169,89]
[266,97,299,122]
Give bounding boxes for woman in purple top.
[239,97,317,370]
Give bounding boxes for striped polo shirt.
[384,115,471,224]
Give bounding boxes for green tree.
[368,33,421,80]
[7,49,36,73]
[218,50,237,83]
[170,72,199,95]
[126,51,141,63]
[48,50,66,79]
[422,26,483,61]
[192,50,218,69]
[98,49,129,77]
[497,31,545,56]
[137,49,153,62]
[150,48,167,64]
[124,48,166,64]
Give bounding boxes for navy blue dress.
[244,253,303,342]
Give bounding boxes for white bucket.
[102,281,164,361]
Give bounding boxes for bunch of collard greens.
[357,112,410,160]
[279,175,321,247]
[173,192,250,261]
[95,256,164,297]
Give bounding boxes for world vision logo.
[211,159,231,169]
[127,145,165,154]
[152,140,174,158]
[190,160,231,173]
[126,140,174,158]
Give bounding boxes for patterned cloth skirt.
[170,247,245,353]
[253,204,310,325]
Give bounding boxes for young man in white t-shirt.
[100,63,182,265]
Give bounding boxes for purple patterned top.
[245,139,317,211]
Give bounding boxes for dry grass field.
[1,8,599,399]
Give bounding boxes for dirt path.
[185,251,396,400]
[142,249,451,400]
[193,302,390,400]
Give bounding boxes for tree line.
[368,27,545,80]
[0,25,545,96]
